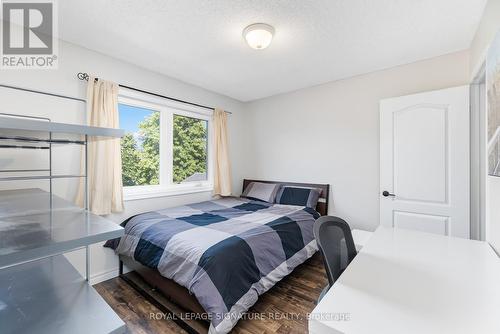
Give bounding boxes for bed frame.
[119,179,330,333]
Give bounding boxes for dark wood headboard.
[242,179,330,216]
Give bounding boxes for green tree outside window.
[120,111,207,186]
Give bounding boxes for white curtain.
[76,76,124,214]
[213,108,232,196]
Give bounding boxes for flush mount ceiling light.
[243,23,274,50]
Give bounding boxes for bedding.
[275,186,321,208]
[109,196,319,333]
[240,181,280,203]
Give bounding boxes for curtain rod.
[77,72,232,115]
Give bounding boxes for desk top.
[309,227,500,334]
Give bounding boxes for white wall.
[0,39,248,283]
[470,0,500,77]
[243,51,470,232]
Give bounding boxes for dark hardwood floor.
[94,253,328,334]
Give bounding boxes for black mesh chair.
[313,216,357,301]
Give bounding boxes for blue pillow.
[275,186,321,208]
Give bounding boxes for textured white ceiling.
[59,0,487,101]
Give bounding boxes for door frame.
[470,63,486,241]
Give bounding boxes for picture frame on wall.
[487,30,500,177]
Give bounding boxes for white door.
[380,86,470,238]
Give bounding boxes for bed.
[108,179,329,334]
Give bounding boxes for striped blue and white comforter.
[113,197,319,333]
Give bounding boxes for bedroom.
[1,0,500,333]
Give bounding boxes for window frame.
[118,88,213,201]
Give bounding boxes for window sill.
[124,185,213,201]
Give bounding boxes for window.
[118,90,212,200]
[119,104,160,187]
[173,114,208,183]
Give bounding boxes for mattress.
[108,196,319,333]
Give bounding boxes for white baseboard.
[90,268,119,285]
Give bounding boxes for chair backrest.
[313,216,357,286]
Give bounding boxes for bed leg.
[119,259,123,276]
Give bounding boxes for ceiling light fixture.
[243,23,274,50]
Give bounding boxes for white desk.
[309,227,500,334]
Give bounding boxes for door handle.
[382,191,396,197]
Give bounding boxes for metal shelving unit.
[0,115,124,137]
[0,174,85,181]
[0,114,127,334]
[0,255,126,334]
